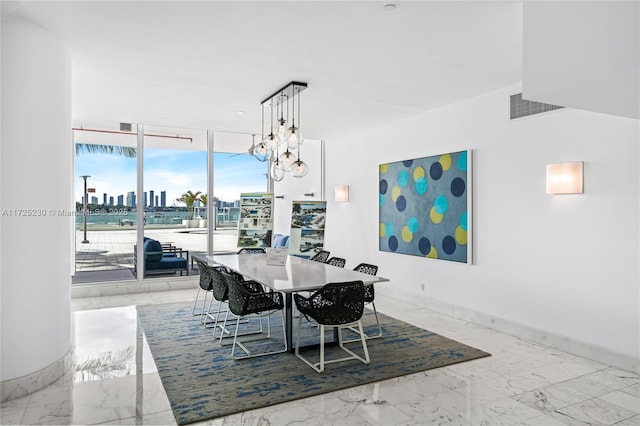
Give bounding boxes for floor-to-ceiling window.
[73,126,139,283]
[72,126,269,284]
[140,125,208,278]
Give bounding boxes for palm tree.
[176,190,202,220]
[75,143,137,158]
[197,194,219,208]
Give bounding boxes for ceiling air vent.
[120,122,132,132]
[510,93,563,119]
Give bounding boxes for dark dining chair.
[347,263,382,341]
[294,281,370,373]
[326,257,346,268]
[310,250,330,263]
[237,247,266,254]
[192,257,214,324]
[221,271,287,359]
[205,264,264,340]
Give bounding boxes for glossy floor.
[2,289,639,425]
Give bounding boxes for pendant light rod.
[261,81,308,105]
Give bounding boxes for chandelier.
[256,81,309,181]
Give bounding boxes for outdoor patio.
[73,227,240,283]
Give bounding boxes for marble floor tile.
[552,397,637,425]
[622,382,640,398]
[513,381,592,414]
[599,390,640,414]
[460,397,542,425]
[615,414,640,425]
[2,289,639,426]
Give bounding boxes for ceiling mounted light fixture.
[251,134,270,162]
[261,99,280,150]
[261,81,308,180]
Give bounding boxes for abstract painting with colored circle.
[379,150,471,263]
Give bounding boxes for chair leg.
[343,302,383,342]
[230,310,287,360]
[192,288,202,316]
[370,301,383,338]
[295,315,323,373]
[295,320,370,373]
[219,313,264,345]
[337,320,370,366]
[319,324,325,373]
[203,292,221,327]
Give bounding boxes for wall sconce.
[335,185,349,202]
[546,162,583,194]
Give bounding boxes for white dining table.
[209,253,389,353]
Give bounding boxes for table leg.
[285,293,294,353]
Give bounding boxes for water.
[74,209,240,226]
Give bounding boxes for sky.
[75,148,268,206]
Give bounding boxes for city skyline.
[75,148,268,206]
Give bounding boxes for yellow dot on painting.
[379,164,389,174]
[413,166,425,181]
[440,154,452,171]
[455,225,467,245]
[430,206,443,224]
[426,247,438,259]
[379,223,386,237]
[391,186,402,202]
[402,226,413,243]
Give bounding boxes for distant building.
[155,195,159,207]
[149,190,154,208]
[109,196,114,206]
[143,192,147,207]
[117,195,124,206]
[91,196,98,204]
[103,193,107,205]
[126,191,136,207]
[160,191,166,207]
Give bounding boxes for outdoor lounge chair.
[133,238,189,276]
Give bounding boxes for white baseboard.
[71,276,197,298]
[382,289,639,375]
[1,348,73,402]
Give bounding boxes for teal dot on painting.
[398,170,410,187]
[407,216,419,233]
[457,151,468,171]
[385,222,395,237]
[434,195,448,214]
[460,211,467,231]
[415,177,427,195]
[379,194,385,207]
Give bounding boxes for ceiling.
[3,1,523,145]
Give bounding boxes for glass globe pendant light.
[260,81,308,180]
[279,148,297,172]
[291,146,309,178]
[276,93,288,141]
[261,99,280,149]
[252,140,270,162]
[270,158,285,182]
[253,109,271,162]
[284,85,304,149]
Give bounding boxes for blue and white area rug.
[137,301,490,425]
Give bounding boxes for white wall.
[324,85,639,361]
[1,18,73,381]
